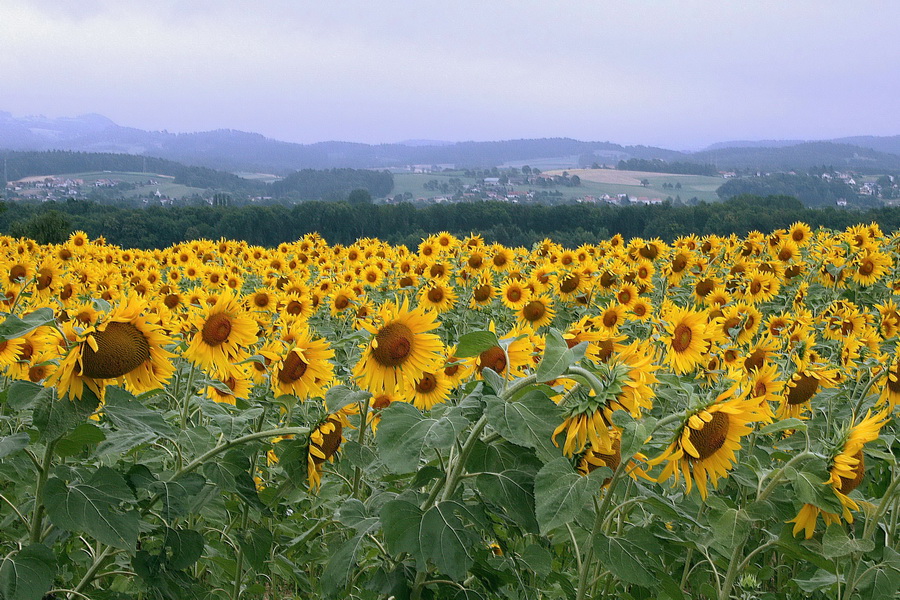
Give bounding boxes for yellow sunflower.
[419,281,457,313]
[184,290,259,375]
[272,328,335,401]
[789,410,889,538]
[352,297,444,395]
[307,417,344,490]
[776,364,841,420]
[662,304,712,374]
[517,295,555,330]
[650,388,764,499]
[408,370,453,410]
[47,295,175,400]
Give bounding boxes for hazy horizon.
[2,1,899,150]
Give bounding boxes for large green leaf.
[325,385,370,413]
[43,467,139,550]
[149,473,207,522]
[535,329,586,382]
[713,508,750,550]
[7,380,50,411]
[0,432,30,459]
[0,307,55,341]
[54,423,106,458]
[376,401,466,474]
[787,467,844,514]
[534,457,604,535]
[163,528,205,570]
[380,499,425,565]
[455,330,500,358]
[322,531,369,599]
[420,501,478,580]
[476,470,538,533]
[199,398,263,439]
[484,390,563,462]
[103,386,176,440]
[594,529,658,586]
[0,543,56,600]
[239,528,274,572]
[33,386,99,442]
[822,524,874,558]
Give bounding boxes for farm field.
[0,225,898,599]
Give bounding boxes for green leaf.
[788,468,844,514]
[33,386,99,442]
[856,562,900,600]
[103,387,176,440]
[198,398,263,439]
[520,544,552,576]
[163,528,204,570]
[535,328,574,382]
[534,457,601,535]
[325,385,370,413]
[0,307,55,341]
[713,508,750,550]
[455,330,500,358]
[380,499,425,566]
[376,401,466,474]
[450,384,485,423]
[0,432,30,459]
[619,419,647,461]
[421,501,478,580]
[149,473,207,521]
[476,470,538,533]
[758,418,808,435]
[336,499,379,532]
[322,531,368,599]
[239,528,274,571]
[43,466,139,550]
[822,524,874,558]
[481,367,506,394]
[202,451,268,513]
[594,531,657,586]
[341,440,377,470]
[794,568,842,593]
[54,423,106,457]
[484,391,563,462]
[0,543,56,600]
[7,380,49,411]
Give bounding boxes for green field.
[61,171,207,199]
[391,169,723,203]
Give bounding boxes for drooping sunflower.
[789,410,890,538]
[352,297,444,396]
[272,328,335,401]
[650,388,764,500]
[577,433,652,484]
[307,417,344,490]
[204,364,253,405]
[776,364,841,420]
[184,290,259,375]
[47,295,175,400]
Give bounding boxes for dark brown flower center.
[10,265,26,282]
[478,346,507,373]
[81,322,151,379]
[506,288,522,302]
[427,287,445,303]
[415,373,437,393]
[560,273,580,294]
[279,351,309,383]
[254,292,270,308]
[671,324,693,352]
[695,278,715,297]
[201,313,232,346]
[312,418,343,465]
[372,322,414,367]
[473,284,492,302]
[523,301,546,322]
[334,294,350,310]
[688,411,730,460]
[787,373,820,405]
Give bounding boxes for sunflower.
[850,249,892,286]
[408,370,453,410]
[475,323,535,380]
[441,347,474,386]
[469,279,496,308]
[597,302,628,333]
[776,364,841,420]
[307,417,344,490]
[662,304,712,374]
[879,356,900,408]
[184,290,259,376]
[47,295,175,400]
[789,410,889,538]
[650,388,764,499]
[272,329,335,401]
[204,364,253,405]
[352,297,444,395]
[500,278,531,310]
[518,295,555,330]
[577,434,652,484]
[419,281,457,313]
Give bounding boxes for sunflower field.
[0,224,898,600]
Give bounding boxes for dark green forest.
[4,195,900,249]
[716,173,871,207]
[616,158,718,176]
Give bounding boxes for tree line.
[5,194,900,249]
[717,173,870,207]
[617,158,718,176]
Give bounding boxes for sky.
[1,0,899,150]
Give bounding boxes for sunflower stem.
[231,505,250,600]
[717,539,746,600]
[70,545,116,598]
[576,460,627,600]
[440,415,488,503]
[351,393,371,498]
[29,439,56,544]
[756,450,814,502]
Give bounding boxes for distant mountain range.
[2,111,899,174]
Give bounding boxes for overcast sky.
[2,0,898,149]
